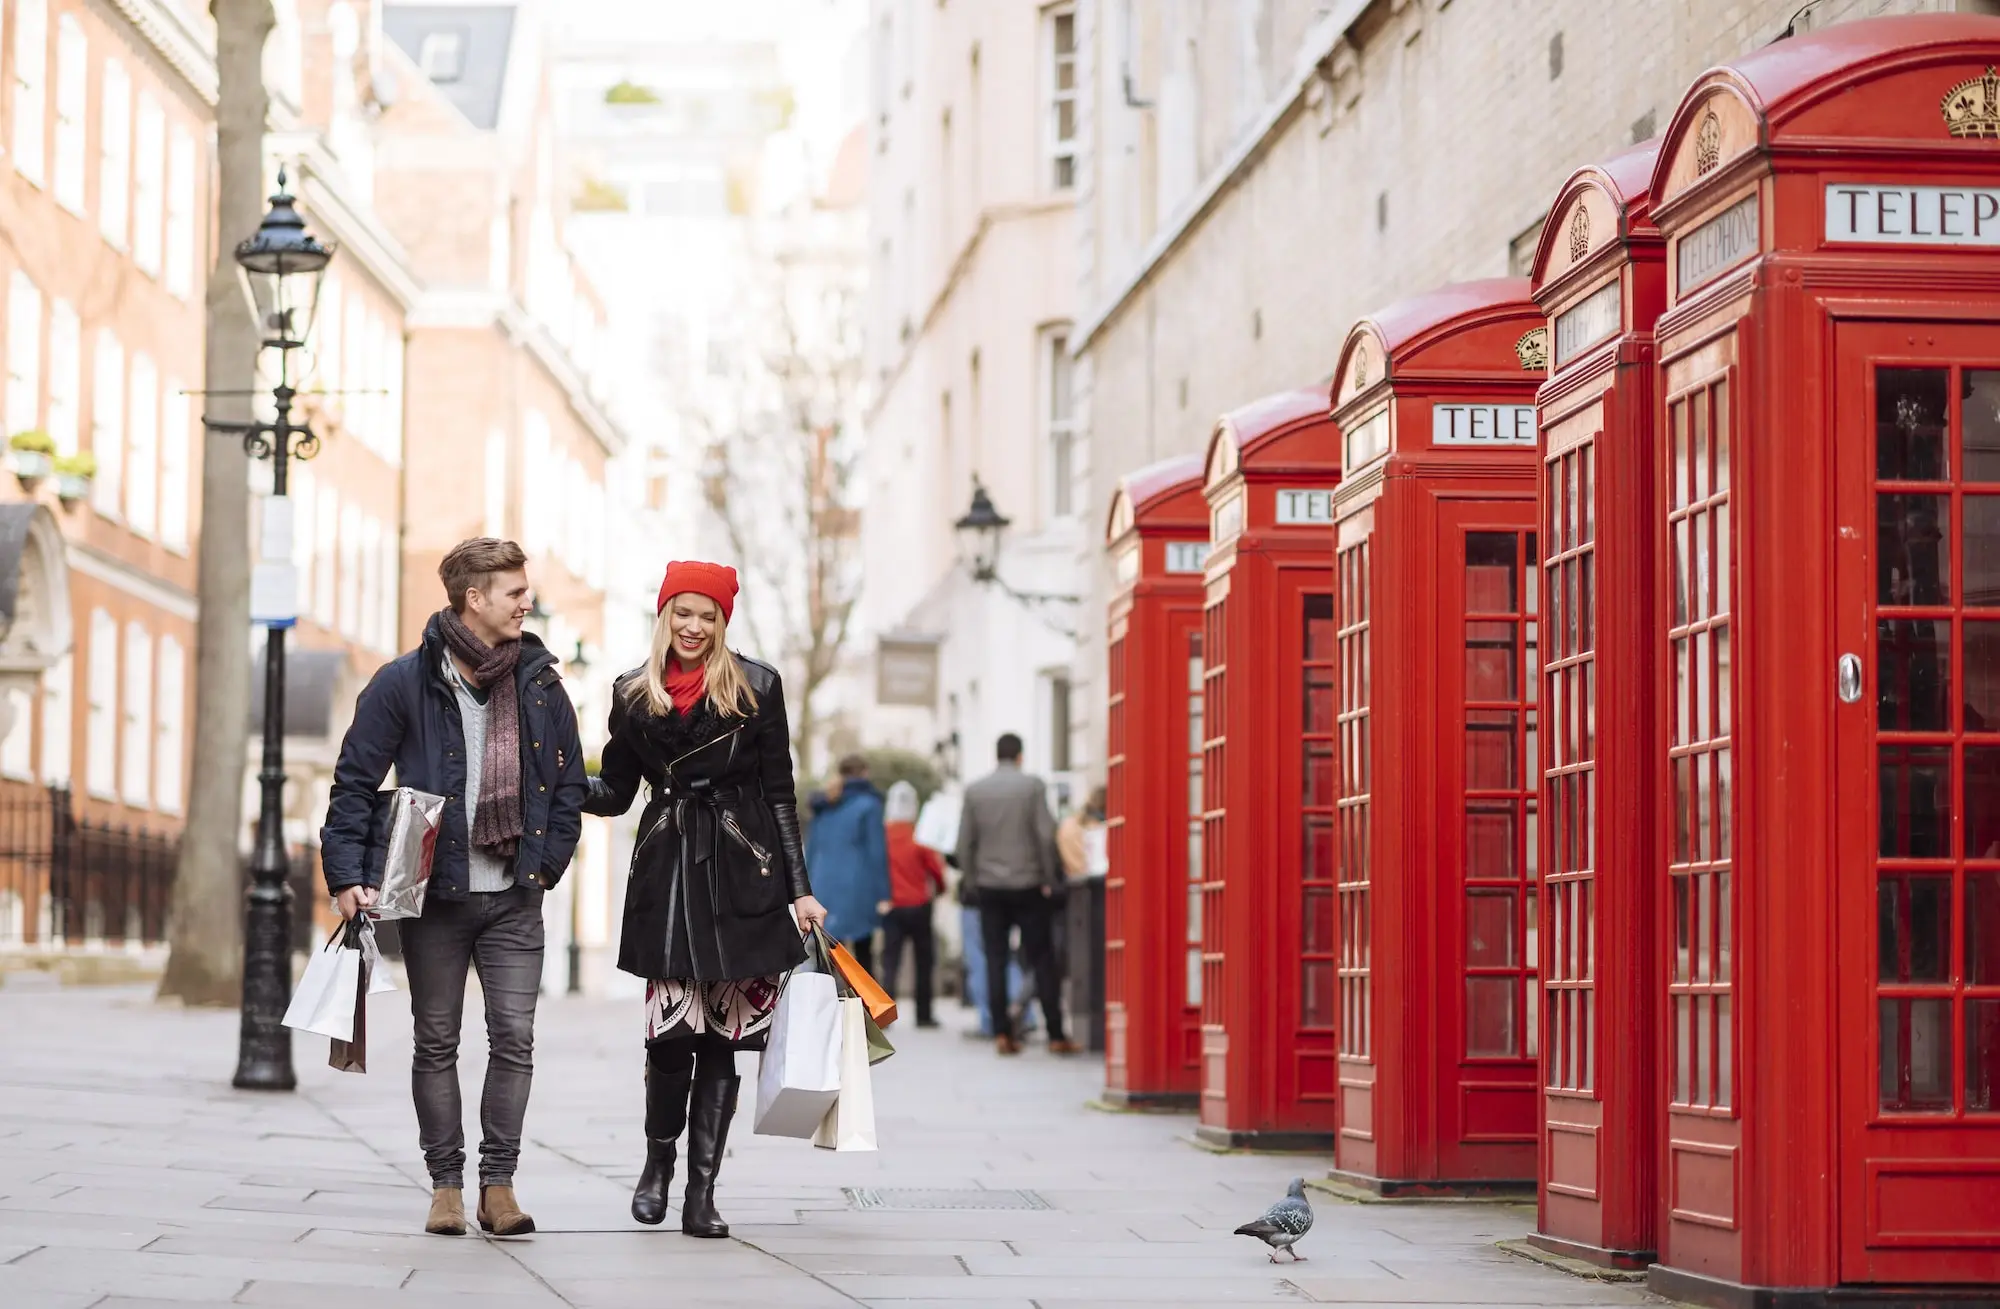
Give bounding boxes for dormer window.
[419,30,465,83]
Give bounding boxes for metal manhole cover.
[844,1187,1051,1212]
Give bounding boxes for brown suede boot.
[477,1184,536,1236]
[424,1187,467,1236]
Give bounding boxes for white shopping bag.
[282,923,363,1042]
[752,971,843,1138]
[812,997,879,1153]
[357,915,397,996]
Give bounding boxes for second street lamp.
[952,479,1082,617]
[216,167,335,1092]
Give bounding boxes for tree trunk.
[157,0,275,1006]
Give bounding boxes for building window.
[155,635,183,814]
[99,60,131,249]
[85,609,116,800]
[121,623,151,807]
[126,352,157,538]
[160,379,189,551]
[1042,326,1076,518]
[91,332,124,517]
[418,30,465,82]
[42,653,71,785]
[47,299,78,455]
[1048,671,1073,772]
[0,684,32,780]
[165,130,196,299]
[52,15,85,213]
[7,272,42,439]
[12,0,47,187]
[132,94,165,277]
[1046,4,1077,190]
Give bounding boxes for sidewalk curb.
[1305,1176,1538,1207]
[1495,1237,1652,1283]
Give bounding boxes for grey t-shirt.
[443,655,515,893]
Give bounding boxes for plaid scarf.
[438,608,526,857]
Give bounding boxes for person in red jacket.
[878,780,946,1028]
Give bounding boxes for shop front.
[1642,15,2000,1302]
[1103,454,1210,1109]
[1526,140,1667,1267]
[1195,390,1342,1148]
[1328,280,1545,1192]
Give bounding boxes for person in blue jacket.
[805,754,890,973]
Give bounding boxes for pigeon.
[1235,1177,1313,1262]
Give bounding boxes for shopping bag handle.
[804,923,857,999]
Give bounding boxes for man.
[804,754,889,974]
[321,538,587,1239]
[956,733,1078,1056]
[879,780,945,1028]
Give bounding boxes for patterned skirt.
[644,973,788,1045]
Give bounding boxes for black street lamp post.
[952,480,1082,632]
[213,168,334,1092]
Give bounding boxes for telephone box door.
[1836,321,2000,1284]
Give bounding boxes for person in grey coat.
[956,733,1078,1056]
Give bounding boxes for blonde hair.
[630,595,760,719]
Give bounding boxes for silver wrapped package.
[374,786,445,921]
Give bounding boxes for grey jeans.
[399,883,545,1189]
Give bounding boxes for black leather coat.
[585,656,811,983]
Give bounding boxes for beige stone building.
[1063,0,2000,780]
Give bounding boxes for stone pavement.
[0,974,1676,1308]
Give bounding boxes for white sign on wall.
[1165,541,1211,573]
[1275,489,1336,525]
[1432,404,1538,447]
[1826,184,2000,246]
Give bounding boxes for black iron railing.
[0,784,179,947]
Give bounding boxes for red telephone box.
[1329,280,1545,1192]
[1643,15,2000,1301]
[1526,142,1667,1266]
[1195,389,1342,1148]
[1103,453,1209,1109]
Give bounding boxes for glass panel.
[1674,755,1694,863]
[1467,711,1519,790]
[1877,873,1953,983]
[1581,445,1595,544]
[1967,746,2000,862]
[1527,976,1540,1060]
[1879,745,1952,859]
[1302,960,1335,1028]
[1467,977,1518,1057]
[1716,501,1732,616]
[1673,518,1690,627]
[1713,379,1731,495]
[1578,553,1595,651]
[1695,871,1713,981]
[1969,873,2000,985]
[1305,743,1335,806]
[1304,814,1334,880]
[1692,387,1711,503]
[1525,623,1539,703]
[1880,997,1954,1113]
[1303,887,1335,954]
[1969,999,2000,1113]
[1695,629,1712,746]
[1695,995,1713,1106]
[1716,627,1733,737]
[1187,946,1203,1007]
[1967,621,2000,731]
[1525,806,1539,879]
[1968,496,2000,609]
[1466,533,1518,613]
[1671,398,1690,513]
[1967,370,2000,483]
[1467,891,1517,966]
[1878,493,1951,606]
[1188,884,1202,944]
[1306,670,1335,733]
[1717,994,1732,1109]
[1717,748,1733,860]
[1877,367,1950,481]
[1525,886,1540,969]
[1674,994,1692,1103]
[1466,621,1517,701]
[1877,619,1954,734]
[1304,594,1337,660]
[1467,806,1515,880]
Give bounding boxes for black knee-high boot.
[681,1059,740,1238]
[633,1045,693,1226]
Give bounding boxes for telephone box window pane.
[1467,890,1517,967]
[1877,368,1950,481]
[1467,977,1518,1057]
[1713,379,1732,495]
[1880,745,1952,858]
[1527,977,1541,1059]
[1716,995,1732,1109]
[1466,533,1518,612]
[1967,496,2000,608]
[1525,886,1540,968]
[1303,887,1335,953]
[1673,519,1691,626]
[1305,743,1335,806]
[1717,750,1734,861]
[1694,510,1713,621]
[1692,386,1712,503]
[1967,371,2000,483]
[1880,997,1954,1113]
[1303,961,1335,1028]
[1467,711,1519,789]
[1672,399,1691,512]
[1968,999,2000,1112]
[1467,806,1515,880]
[1966,747,2000,864]
[1578,554,1595,650]
[1716,628,1734,738]
[1674,995,1693,1102]
[1969,873,2000,985]
[1187,947,1203,1006]
[1566,455,1579,548]
[1525,807,1540,879]
[1187,828,1202,881]
[1675,638,1692,746]
[1466,621,1516,700]
[1304,814,1334,880]
[1878,494,1951,606]
[1878,873,1952,983]
[1966,622,2000,729]
[1306,669,1335,732]
[1715,502,1732,615]
[1581,445,1595,545]
[1304,594,1336,660]
[1674,755,1695,863]
[1188,885,1202,945]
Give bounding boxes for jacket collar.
[420,611,559,690]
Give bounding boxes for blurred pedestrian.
[321,538,588,1239]
[879,780,945,1028]
[582,561,828,1238]
[1056,785,1108,880]
[806,754,891,973]
[957,733,1079,1056]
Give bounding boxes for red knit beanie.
[657,561,739,622]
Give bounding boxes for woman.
[879,780,945,1027]
[584,561,827,1237]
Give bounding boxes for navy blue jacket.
[320,613,588,900]
[804,778,890,944]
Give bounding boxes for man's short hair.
[837,753,869,778]
[439,538,528,613]
[996,733,1024,762]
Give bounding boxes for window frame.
[1043,2,1078,192]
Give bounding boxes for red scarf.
[665,662,707,715]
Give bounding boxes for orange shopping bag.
[815,924,898,1027]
